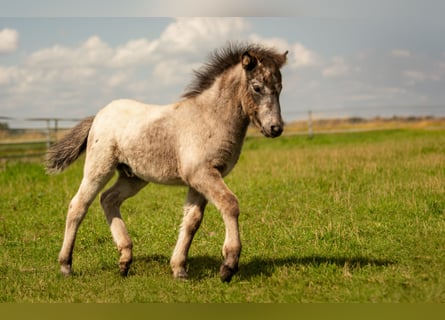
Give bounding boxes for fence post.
[45,119,51,148]
[308,110,314,139]
[54,119,59,142]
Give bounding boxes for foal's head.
[241,49,288,138]
[182,43,288,137]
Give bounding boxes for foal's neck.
[199,65,250,130]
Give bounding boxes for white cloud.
[403,70,427,85]
[158,17,249,54]
[2,17,444,121]
[107,72,129,88]
[0,66,19,86]
[322,56,351,78]
[248,34,319,69]
[143,17,252,86]
[27,35,157,71]
[0,18,255,117]
[0,28,19,54]
[0,20,331,119]
[153,59,195,85]
[291,43,319,68]
[248,34,289,53]
[404,70,426,81]
[80,36,114,66]
[27,36,113,69]
[110,38,157,68]
[390,49,411,58]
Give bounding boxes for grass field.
[1,128,445,302]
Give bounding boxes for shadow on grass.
[239,255,394,280]
[135,254,395,281]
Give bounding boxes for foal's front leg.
[170,187,207,279]
[189,168,241,283]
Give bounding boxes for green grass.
[1,128,445,302]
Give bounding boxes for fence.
[0,117,81,160]
[2,111,445,160]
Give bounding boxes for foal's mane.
[182,43,286,99]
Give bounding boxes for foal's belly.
[118,135,184,186]
[137,172,184,185]
[119,143,184,185]
[132,162,184,185]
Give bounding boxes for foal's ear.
[279,50,289,67]
[241,51,257,71]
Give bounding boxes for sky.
[1,0,445,128]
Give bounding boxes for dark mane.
[182,43,287,99]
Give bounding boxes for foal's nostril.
[270,125,283,137]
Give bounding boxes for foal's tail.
[45,116,95,174]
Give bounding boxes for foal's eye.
[252,84,262,94]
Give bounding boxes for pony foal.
[47,43,287,282]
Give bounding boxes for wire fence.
[1,109,445,161]
[284,104,445,121]
[0,117,81,161]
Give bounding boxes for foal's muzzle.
[261,123,283,138]
[270,125,283,137]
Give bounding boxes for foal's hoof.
[119,267,130,277]
[60,264,73,277]
[219,264,238,283]
[118,259,132,277]
[172,269,188,280]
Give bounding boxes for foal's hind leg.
[59,167,115,276]
[170,187,207,279]
[100,170,147,276]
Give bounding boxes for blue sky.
[1,1,445,125]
